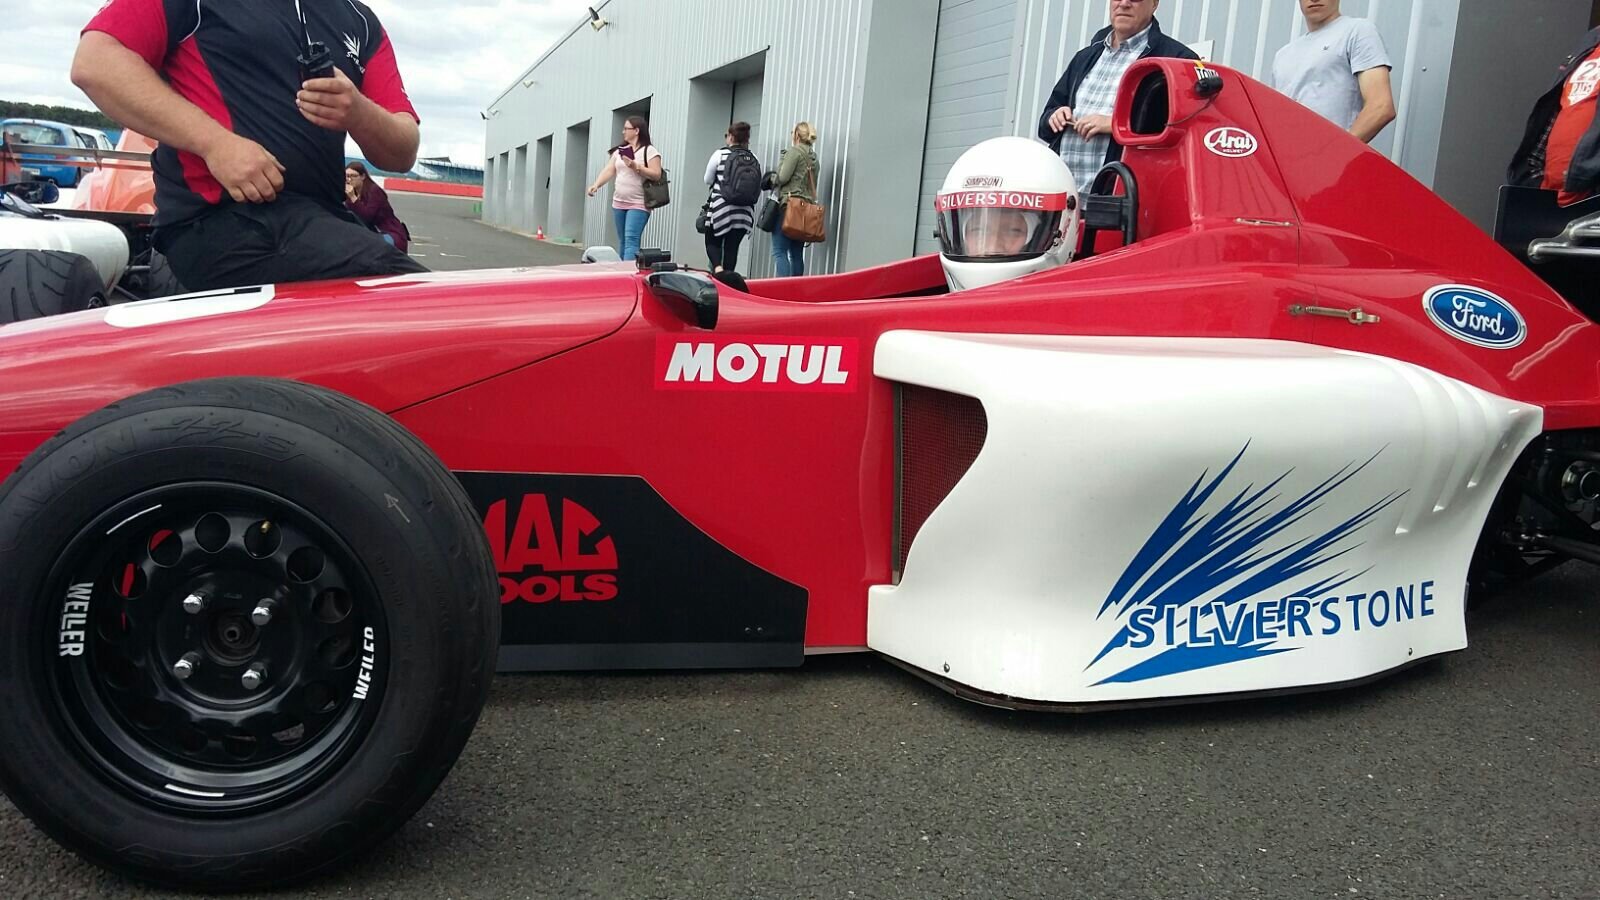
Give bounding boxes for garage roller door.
[914,0,1020,257]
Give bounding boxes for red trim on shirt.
[82,0,170,67]
[362,35,419,122]
[165,38,231,204]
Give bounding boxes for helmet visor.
[935,191,1070,261]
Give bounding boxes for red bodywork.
[0,61,1595,656]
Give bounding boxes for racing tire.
[0,249,105,324]
[122,249,187,301]
[0,377,500,890]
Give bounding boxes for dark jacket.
[1508,27,1600,196]
[1035,18,1198,168]
[346,183,410,253]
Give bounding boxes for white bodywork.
[869,332,1544,705]
[0,213,129,290]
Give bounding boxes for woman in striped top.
[702,121,756,274]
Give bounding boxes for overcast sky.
[5,0,599,167]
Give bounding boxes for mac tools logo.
[1422,285,1527,349]
[486,494,619,604]
[1087,445,1436,686]
[1203,127,1258,158]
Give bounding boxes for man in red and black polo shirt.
[1510,26,1600,207]
[72,0,428,289]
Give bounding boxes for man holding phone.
[71,0,427,290]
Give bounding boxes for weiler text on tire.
[0,377,500,890]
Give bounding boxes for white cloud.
[7,0,597,167]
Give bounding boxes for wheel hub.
[45,483,387,812]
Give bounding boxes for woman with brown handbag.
[768,122,820,276]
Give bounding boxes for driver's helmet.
[935,136,1081,292]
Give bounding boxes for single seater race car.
[0,58,1595,889]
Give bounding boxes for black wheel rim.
[44,483,388,814]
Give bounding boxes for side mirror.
[1,181,59,205]
[580,245,621,263]
[646,270,718,329]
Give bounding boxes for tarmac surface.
[395,191,583,271]
[1,199,1596,898]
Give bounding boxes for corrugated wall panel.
[484,0,874,277]
[915,0,1021,256]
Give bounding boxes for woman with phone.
[344,161,410,253]
[588,116,663,261]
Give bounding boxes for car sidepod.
[869,332,1544,706]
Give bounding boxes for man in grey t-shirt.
[1272,0,1396,143]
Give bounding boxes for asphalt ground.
[1,202,1596,898]
[393,191,583,271]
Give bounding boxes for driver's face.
[965,209,1032,256]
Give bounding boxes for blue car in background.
[0,119,94,187]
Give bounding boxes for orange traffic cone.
[535,227,546,240]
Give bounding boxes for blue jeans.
[770,226,806,277]
[612,207,650,261]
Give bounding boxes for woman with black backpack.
[701,121,761,274]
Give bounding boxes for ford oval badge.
[1422,285,1526,350]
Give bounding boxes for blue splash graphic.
[1088,445,1406,685]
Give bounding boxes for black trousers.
[704,230,747,272]
[156,195,428,291]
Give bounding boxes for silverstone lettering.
[934,191,1066,212]
[1126,581,1436,650]
[58,582,92,657]
[664,342,849,386]
[486,494,619,604]
[353,626,376,700]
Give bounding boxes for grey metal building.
[484,0,1595,277]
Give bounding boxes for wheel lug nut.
[182,592,207,615]
[251,599,278,626]
[241,663,268,691]
[173,652,201,680]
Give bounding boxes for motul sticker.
[657,336,859,392]
[934,191,1069,213]
[1204,127,1258,158]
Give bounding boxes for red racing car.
[0,59,1595,888]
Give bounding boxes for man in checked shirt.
[1036,0,1198,195]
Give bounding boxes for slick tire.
[131,249,186,300]
[0,249,105,324]
[0,377,500,890]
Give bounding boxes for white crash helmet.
[935,136,1081,292]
